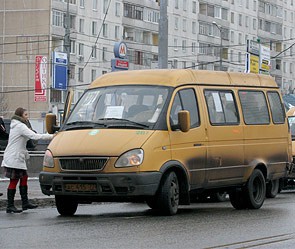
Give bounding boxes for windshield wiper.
[64,121,104,130]
[96,118,149,128]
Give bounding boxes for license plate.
[64,183,97,192]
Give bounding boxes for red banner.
[34,55,47,102]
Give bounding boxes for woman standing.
[1,107,54,213]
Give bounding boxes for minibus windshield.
[64,85,169,130]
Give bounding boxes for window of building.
[192,1,197,13]
[69,64,75,79]
[115,2,120,16]
[183,19,187,32]
[207,5,214,17]
[103,0,109,13]
[115,26,120,40]
[170,89,200,128]
[78,43,84,56]
[92,21,97,36]
[78,68,83,81]
[183,0,187,11]
[102,47,107,61]
[103,23,108,37]
[174,39,178,51]
[222,8,228,20]
[253,0,257,11]
[204,90,239,125]
[93,0,97,10]
[52,10,64,27]
[91,45,97,58]
[175,0,179,9]
[175,17,179,30]
[238,14,242,26]
[91,69,97,81]
[231,12,234,23]
[70,15,76,29]
[70,40,76,54]
[79,18,84,33]
[253,18,257,30]
[79,0,85,8]
[245,16,249,27]
[214,6,221,19]
[230,31,234,43]
[239,91,270,125]
[182,40,186,52]
[124,3,143,20]
[192,42,196,53]
[238,33,242,44]
[134,51,143,65]
[192,21,196,34]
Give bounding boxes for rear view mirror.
[46,114,59,134]
[178,110,190,132]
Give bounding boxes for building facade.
[0,0,294,129]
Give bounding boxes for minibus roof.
[90,69,278,89]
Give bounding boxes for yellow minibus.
[39,69,292,215]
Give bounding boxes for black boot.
[6,189,22,213]
[19,186,38,210]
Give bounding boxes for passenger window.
[204,90,239,125]
[239,91,270,125]
[170,88,200,129]
[267,91,285,124]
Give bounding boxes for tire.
[156,171,179,215]
[266,179,279,198]
[244,169,266,209]
[229,189,248,210]
[210,191,227,202]
[55,195,78,216]
[146,197,159,209]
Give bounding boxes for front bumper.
[39,171,161,198]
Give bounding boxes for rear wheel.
[229,189,248,209]
[266,179,279,198]
[156,171,179,215]
[230,169,266,210]
[210,191,227,202]
[55,195,78,216]
[244,169,266,209]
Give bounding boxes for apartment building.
[0,0,294,127]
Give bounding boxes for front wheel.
[55,195,78,216]
[156,171,179,215]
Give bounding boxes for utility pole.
[213,22,223,71]
[158,0,168,69]
[64,0,71,86]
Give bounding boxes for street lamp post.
[212,22,223,71]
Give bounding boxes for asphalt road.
[1,191,295,249]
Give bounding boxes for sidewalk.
[0,177,55,211]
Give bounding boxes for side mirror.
[178,110,190,132]
[45,114,59,134]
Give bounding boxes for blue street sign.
[53,64,68,90]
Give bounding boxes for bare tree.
[0,92,8,117]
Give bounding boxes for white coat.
[1,119,53,170]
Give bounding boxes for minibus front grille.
[59,157,109,171]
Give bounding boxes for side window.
[267,91,285,124]
[170,88,199,128]
[204,90,239,125]
[239,90,270,125]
